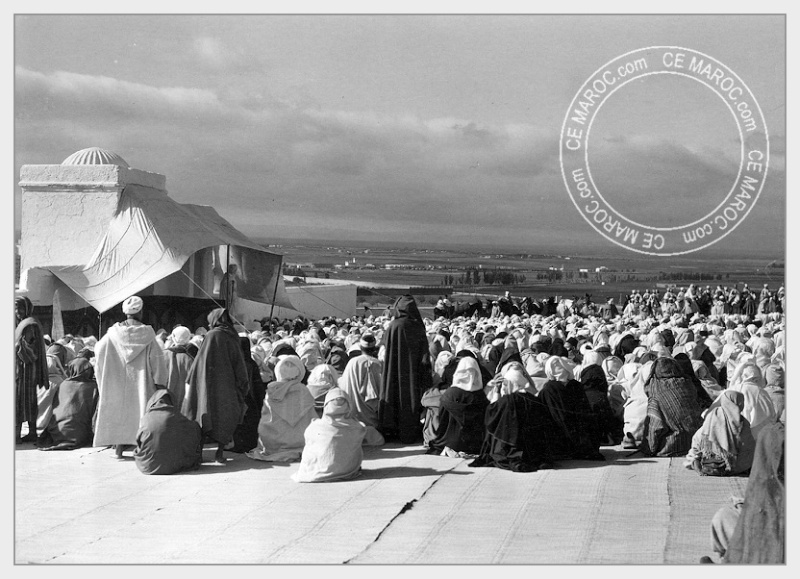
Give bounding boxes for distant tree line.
[442,267,526,286]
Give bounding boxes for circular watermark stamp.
[559,46,769,256]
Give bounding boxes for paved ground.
[14,441,749,565]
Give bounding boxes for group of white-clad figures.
[621,283,784,318]
[16,290,785,562]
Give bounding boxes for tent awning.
[47,185,293,313]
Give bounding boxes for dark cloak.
[183,308,249,445]
[495,346,523,374]
[613,334,640,361]
[422,351,489,449]
[325,342,349,374]
[427,387,488,454]
[379,295,432,443]
[135,389,202,475]
[38,358,98,451]
[580,364,622,445]
[674,353,713,410]
[640,357,704,457]
[548,338,569,358]
[231,337,267,453]
[538,378,604,461]
[15,296,49,425]
[165,344,195,411]
[723,420,785,564]
[469,391,554,472]
[485,344,503,373]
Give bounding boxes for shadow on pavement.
[364,448,429,460]
[361,466,473,479]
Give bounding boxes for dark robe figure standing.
[230,336,267,453]
[183,308,249,463]
[15,296,49,443]
[379,295,432,443]
[163,326,196,411]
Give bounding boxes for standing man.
[379,295,432,443]
[220,263,239,318]
[94,296,167,458]
[183,308,249,464]
[599,297,619,321]
[15,296,48,443]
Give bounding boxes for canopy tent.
[47,185,294,314]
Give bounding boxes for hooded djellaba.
[292,388,366,483]
[163,325,196,410]
[721,418,785,564]
[640,357,704,457]
[38,358,99,451]
[37,343,69,436]
[580,363,623,446]
[230,336,268,454]
[684,389,755,477]
[134,389,202,475]
[426,356,489,457]
[470,362,554,472]
[247,355,317,463]
[379,295,433,443]
[15,295,49,442]
[183,308,249,463]
[538,357,605,461]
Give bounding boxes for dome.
[61,147,129,168]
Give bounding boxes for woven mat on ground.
[663,456,749,564]
[352,447,675,564]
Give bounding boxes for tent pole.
[268,257,281,330]
[98,311,103,337]
[225,244,231,310]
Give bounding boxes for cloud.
[14,66,784,254]
[193,37,230,69]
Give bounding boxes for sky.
[12,12,787,259]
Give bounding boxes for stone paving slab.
[14,442,747,565]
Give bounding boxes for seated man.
[38,358,99,451]
[292,388,366,483]
[683,390,755,477]
[134,389,203,475]
[701,415,785,563]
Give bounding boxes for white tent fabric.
[48,185,293,313]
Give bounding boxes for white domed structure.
[61,147,129,168]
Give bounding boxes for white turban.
[122,296,143,315]
[170,326,191,346]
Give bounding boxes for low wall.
[234,283,357,327]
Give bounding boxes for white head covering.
[307,364,339,389]
[322,387,352,418]
[434,350,455,380]
[122,296,143,315]
[274,355,305,383]
[170,325,191,346]
[451,357,483,392]
[499,361,534,397]
[582,351,603,368]
[545,356,574,383]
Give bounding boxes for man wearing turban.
[93,296,167,458]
